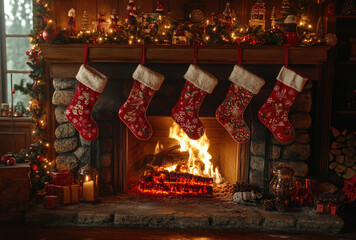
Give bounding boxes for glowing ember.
[138,123,223,196]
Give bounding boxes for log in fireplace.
[43,44,333,196]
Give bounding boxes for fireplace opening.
[126,116,242,197]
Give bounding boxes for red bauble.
[43,27,57,42]
[31,164,38,172]
[6,157,16,166]
[12,90,16,94]
[37,155,44,162]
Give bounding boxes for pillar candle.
[83,178,95,202]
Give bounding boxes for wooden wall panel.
[50,0,323,31]
[0,118,32,154]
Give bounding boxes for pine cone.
[275,198,289,212]
[232,181,251,193]
[263,199,276,211]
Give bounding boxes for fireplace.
[47,46,324,197]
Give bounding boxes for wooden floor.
[1,226,356,240]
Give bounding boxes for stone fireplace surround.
[22,45,345,232]
[52,62,313,195]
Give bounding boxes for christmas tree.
[81,10,89,31]
[125,0,138,26]
[223,2,233,23]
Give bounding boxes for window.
[1,0,33,105]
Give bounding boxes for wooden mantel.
[40,44,334,181]
[39,44,330,65]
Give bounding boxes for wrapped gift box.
[50,171,74,186]
[45,184,79,204]
[43,196,58,209]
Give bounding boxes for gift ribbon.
[141,44,145,66]
[193,44,197,65]
[237,42,242,66]
[84,43,89,66]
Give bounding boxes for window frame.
[0,0,33,103]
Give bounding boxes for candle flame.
[86,175,89,182]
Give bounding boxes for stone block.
[100,153,112,168]
[335,164,347,175]
[250,156,265,171]
[296,214,343,233]
[101,168,112,183]
[269,145,281,160]
[249,169,264,189]
[100,138,113,153]
[258,210,295,231]
[289,113,312,129]
[250,140,265,157]
[211,212,262,229]
[346,133,354,140]
[331,142,345,149]
[342,148,354,157]
[53,78,76,90]
[96,111,114,121]
[345,156,356,167]
[292,90,312,112]
[78,212,113,225]
[331,127,340,138]
[80,136,92,147]
[54,137,78,153]
[343,168,356,179]
[295,131,310,143]
[55,106,69,123]
[55,123,77,139]
[330,149,341,155]
[282,143,310,161]
[329,162,337,170]
[335,155,345,164]
[74,147,91,162]
[52,90,75,106]
[56,155,79,172]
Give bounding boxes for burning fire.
[138,123,223,196]
[168,123,223,184]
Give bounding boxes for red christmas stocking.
[65,65,108,141]
[258,66,308,143]
[216,65,265,143]
[171,64,218,140]
[119,64,164,140]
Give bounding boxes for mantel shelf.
[39,44,330,65]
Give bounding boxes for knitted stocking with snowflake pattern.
[216,65,265,143]
[65,64,108,141]
[171,64,218,140]
[118,64,164,140]
[258,66,308,143]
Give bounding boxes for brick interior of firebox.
[52,63,313,197]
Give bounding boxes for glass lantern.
[77,164,99,202]
[269,165,295,200]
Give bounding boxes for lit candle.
[83,175,95,202]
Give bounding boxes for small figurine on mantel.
[249,0,266,30]
[110,9,120,31]
[67,8,77,36]
[270,6,276,28]
[283,8,300,46]
[125,0,138,26]
[155,0,164,13]
[81,10,89,31]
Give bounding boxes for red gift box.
[316,203,326,213]
[50,171,74,186]
[43,196,58,209]
[327,203,338,215]
[45,183,79,204]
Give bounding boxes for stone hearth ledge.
[25,197,343,233]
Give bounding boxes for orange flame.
[169,122,223,184]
